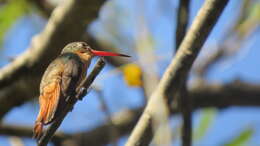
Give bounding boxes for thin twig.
[179,84,192,146]
[125,0,229,146]
[37,58,106,146]
[95,88,119,146]
[175,0,190,52]
[175,1,192,146]
[195,47,225,78]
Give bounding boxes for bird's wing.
[34,58,64,139]
[36,54,83,125]
[54,56,84,120]
[61,56,84,98]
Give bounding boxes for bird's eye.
[81,43,86,47]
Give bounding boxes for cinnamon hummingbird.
[33,42,129,139]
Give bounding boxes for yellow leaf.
[122,64,142,87]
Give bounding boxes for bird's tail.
[33,121,43,140]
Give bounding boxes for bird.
[33,42,130,139]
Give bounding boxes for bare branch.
[125,0,229,145]
[29,0,130,67]
[190,80,260,108]
[0,124,69,145]
[30,0,130,67]
[0,108,142,146]
[194,0,253,78]
[175,1,192,145]
[175,0,190,51]
[95,87,119,146]
[29,0,53,17]
[37,58,106,146]
[195,47,225,78]
[178,84,192,146]
[0,0,106,119]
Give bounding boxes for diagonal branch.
[95,88,119,146]
[37,58,106,146]
[28,0,130,67]
[125,0,229,145]
[194,0,255,79]
[29,0,53,17]
[0,0,106,120]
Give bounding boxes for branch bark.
[125,0,229,145]
[194,0,255,79]
[0,0,106,120]
[29,0,130,67]
[0,124,69,145]
[175,0,190,52]
[175,1,191,145]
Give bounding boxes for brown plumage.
[33,42,130,139]
[33,52,86,139]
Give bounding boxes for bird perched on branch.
[33,42,130,139]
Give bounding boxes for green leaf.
[0,0,30,45]
[224,127,254,146]
[193,108,216,141]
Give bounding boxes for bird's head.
[62,42,130,59]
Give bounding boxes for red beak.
[91,50,130,57]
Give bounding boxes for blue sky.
[1,0,260,146]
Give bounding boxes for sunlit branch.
[125,0,229,145]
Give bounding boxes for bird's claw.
[65,96,71,102]
[77,87,87,100]
[77,87,92,100]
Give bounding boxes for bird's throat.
[74,52,93,65]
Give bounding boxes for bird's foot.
[77,87,91,100]
[77,87,87,100]
[65,96,72,102]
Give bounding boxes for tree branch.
[95,87,119,146]
[125,0,229,145]
[29,0,53,17]
[29,0,130,67]
[0,0,106,120]
[175,1,191,145]
[179,83,192,146]
[194,0,251,79]
[0,124,69,145]
[1,81,260,145]
[175,0,190,51]
[37,58,106,146]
